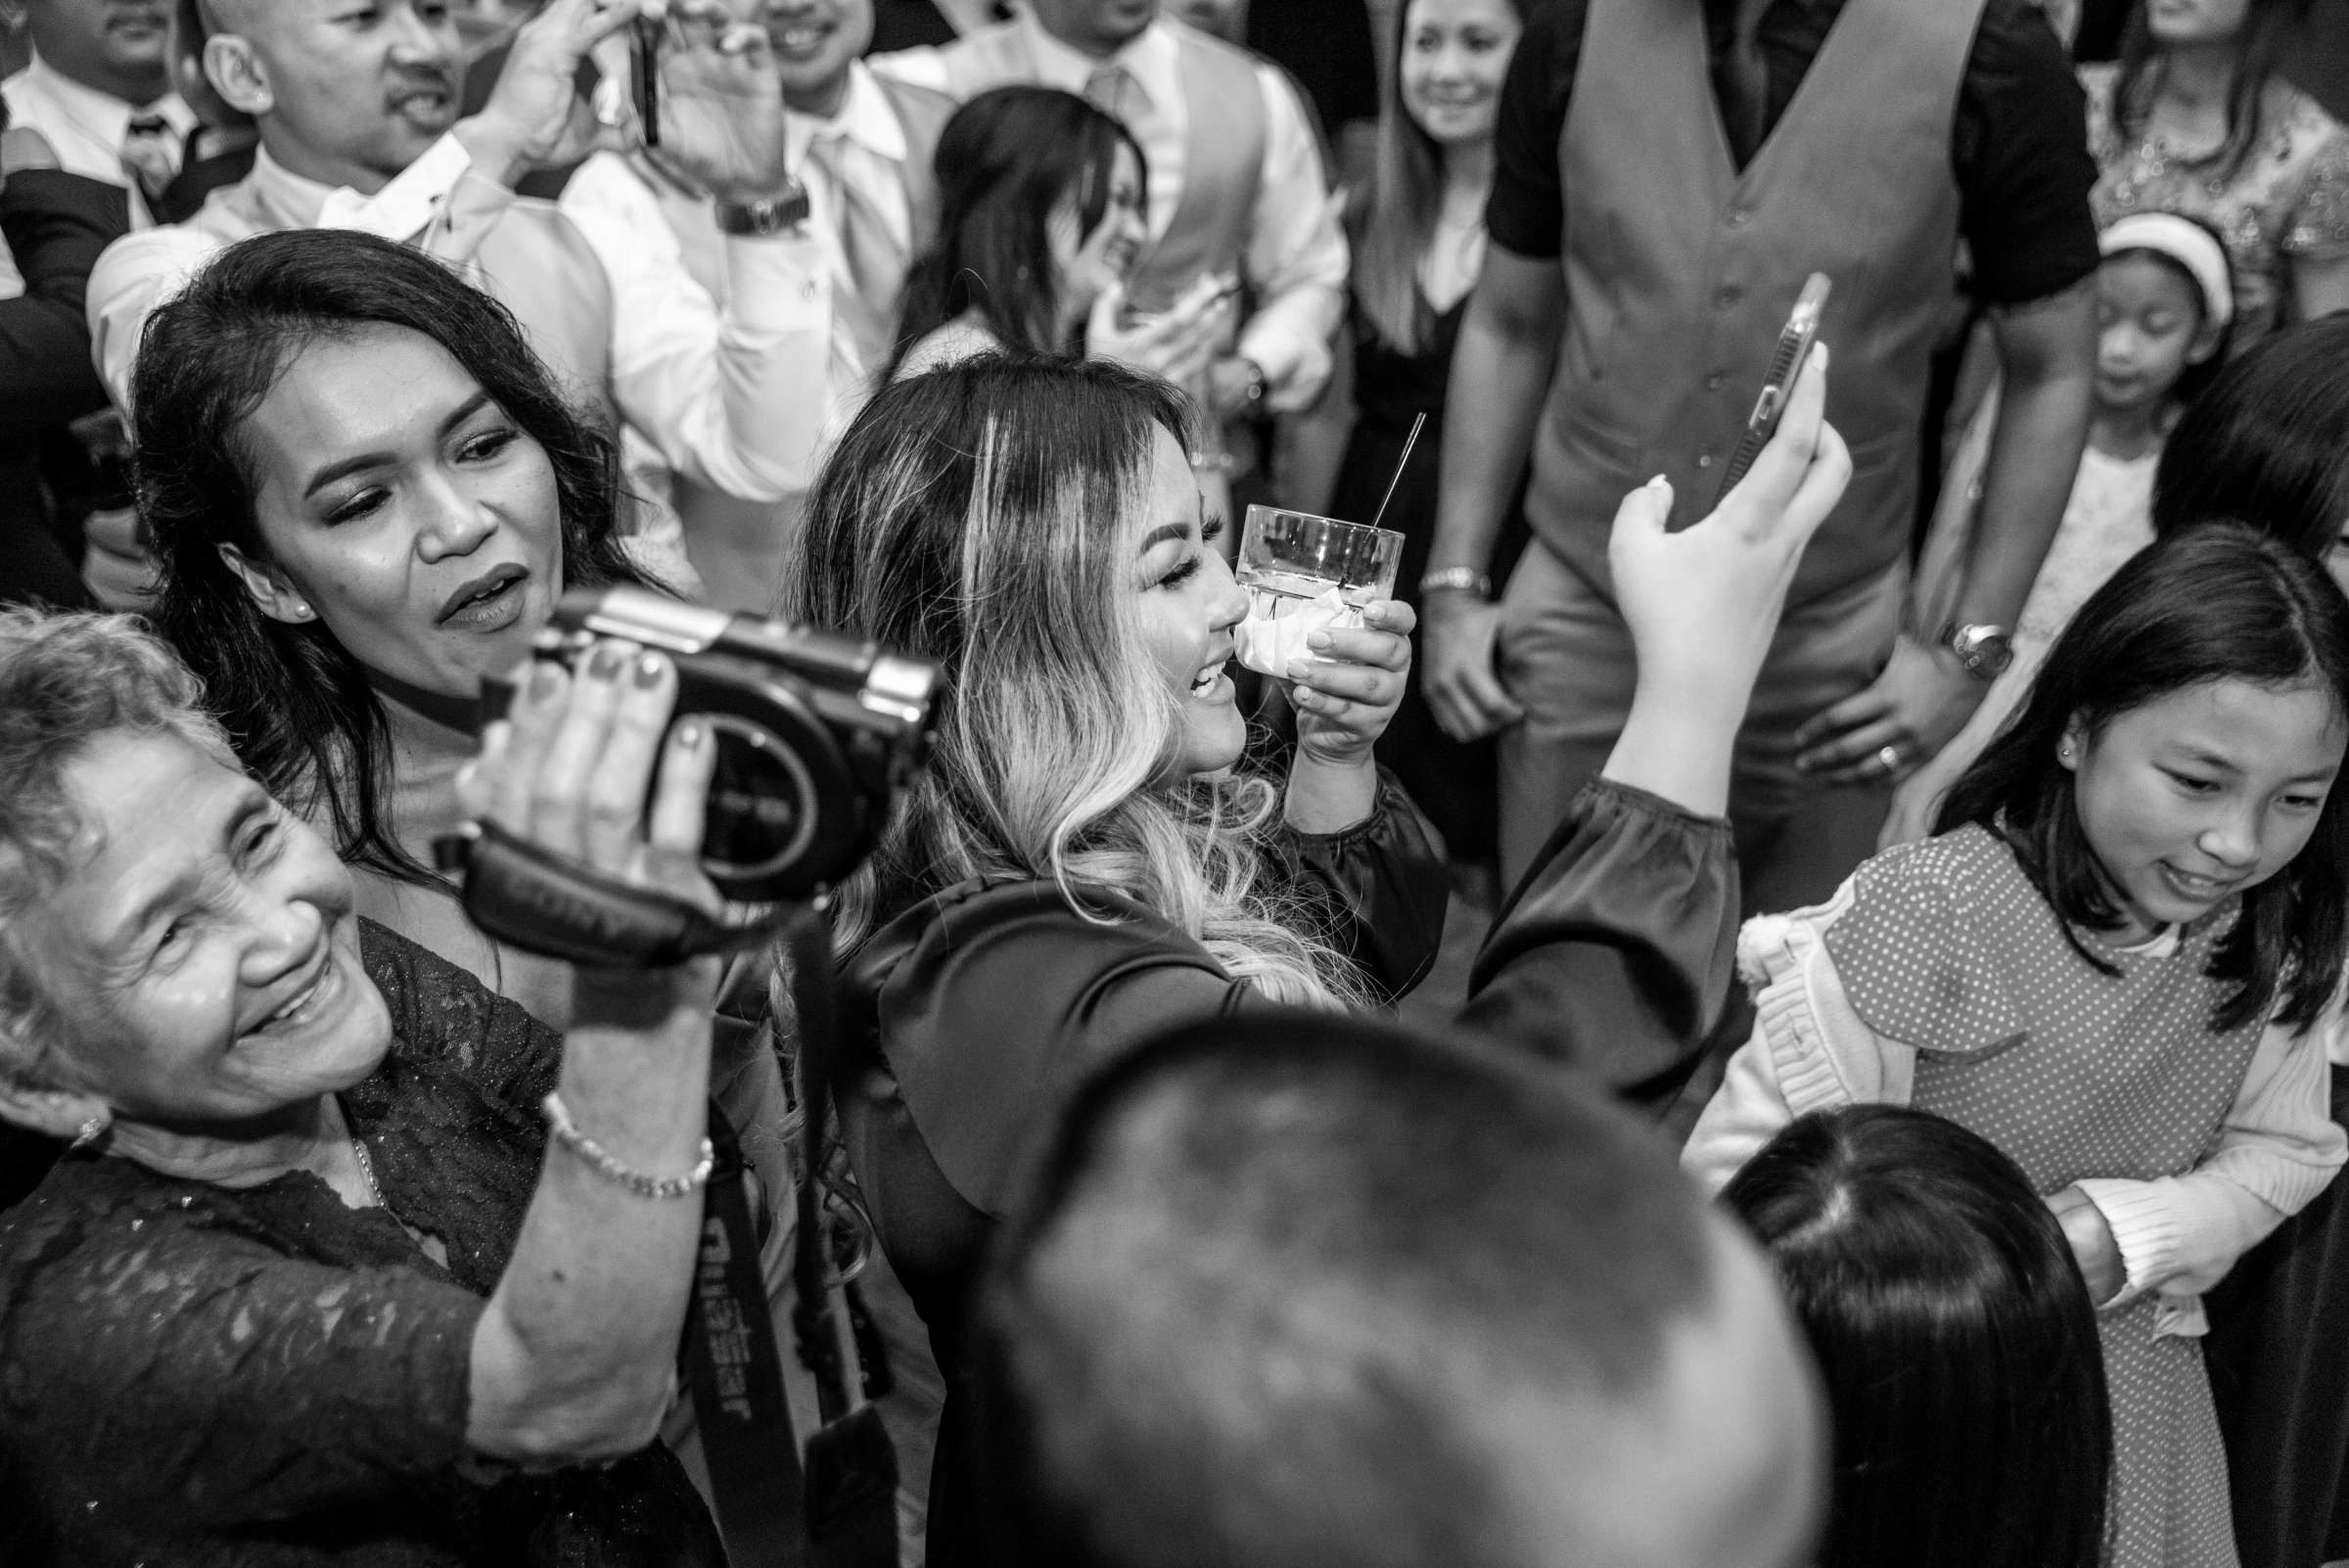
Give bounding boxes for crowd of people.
[5,0,2349,1565]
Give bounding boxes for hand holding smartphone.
[1713,272,1832,508]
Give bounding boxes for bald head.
[192,0,462,194]
[976,1014,1827,1568]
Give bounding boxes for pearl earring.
[293,602,313,620]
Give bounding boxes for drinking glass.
[1235,506,1405,616]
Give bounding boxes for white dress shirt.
[875,14,1347,408]
[563,61,914,428]
[86,135,832,529]
[0,51,196,297]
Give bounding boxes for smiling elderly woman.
[0,607,733,1567]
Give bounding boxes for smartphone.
[1712,272,1832,507]
[632,16,662,150]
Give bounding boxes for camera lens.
[700,715,817,885]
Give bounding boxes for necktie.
[809,135,907,377]
[1722,0,1773,169]
[119,113,182,211]
[1083,63,1130,121]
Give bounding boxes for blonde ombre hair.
[782,355,1364,1010]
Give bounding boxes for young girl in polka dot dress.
[1685,524,2349,1568]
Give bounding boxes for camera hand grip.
[435,820,767,968]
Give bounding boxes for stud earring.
[2058,741,2076,762]
[69,1115,108,1151]
[293,601,313,620]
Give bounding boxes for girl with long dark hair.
[1687,523,2349,1568]
[887,85,1227,384]
[1725,1106,2112,1568]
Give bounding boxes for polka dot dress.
[1826,825,2264,1568]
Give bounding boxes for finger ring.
[1876,744,1902,776]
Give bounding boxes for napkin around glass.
[1233,587,1359,677]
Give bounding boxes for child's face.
[2095,253,2215,419]
[2066,677,2345,943]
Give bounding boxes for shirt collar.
[789,61,907,162]
[241,142,340,227]
[1017,11,1182,116]
[21,49,193,148]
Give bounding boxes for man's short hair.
[972,1010,1746,1568]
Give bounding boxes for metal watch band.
[717,182,809,237]
[1938,620,2014,681]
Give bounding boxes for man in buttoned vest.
[1421,0,2098,952]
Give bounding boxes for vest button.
[1716,286,1742,309]
[1697,452,1716,469]
[1706,373,1726,391]
[1727,207,1752,228]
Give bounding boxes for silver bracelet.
[541,1091,714,1200]
[1418,567,1493,598]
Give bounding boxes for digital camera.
[494,586,939,903]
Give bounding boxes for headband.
[2100,211,2235,332]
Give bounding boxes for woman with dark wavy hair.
[888,85,1226,385]
[1724,1106,2112,1568]
[141,227,657,1028]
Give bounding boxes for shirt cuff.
[2073,1177,2179,1304]
[717,226,831,333]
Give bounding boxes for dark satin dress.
[0,923,722,1568]
[1326,289,1529,870]
[835,772,1737,1566]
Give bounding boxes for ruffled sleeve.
[1457,777,1736,1109]
[1267,767,1450,1001]
[1819,833,2036,1057]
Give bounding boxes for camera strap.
[680,905,898,1568]
[438,821,777,968]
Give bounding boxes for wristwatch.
[1939,621,2015,681]
[717,180,809,237]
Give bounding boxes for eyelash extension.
[1202,516,1227,544]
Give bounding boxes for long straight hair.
[1724,1107,2112,1568]
[890,86,1147,374]
[2113,0,2310,182]
[2152,315,2349,561]
[783,355,1360,1008]
[139,228,653,883]
[1938,523,2349,1032]
[1350,0,1526,354]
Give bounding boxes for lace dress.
[0,923,723,1568]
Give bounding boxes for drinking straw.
[1366,412,1428,532]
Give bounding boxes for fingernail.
[1307,631,1331,651]
[1286,660,1312,681]
[633,652,666,688]
[1813,343,1829,371]
[529,663,562,702]
[1363,603,1387,625]
[1645,474,1671,490]
[673,719,702,749]
[588,643,626,680]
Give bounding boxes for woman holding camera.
[0,604,733,1564]
[142,230,670,1036]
